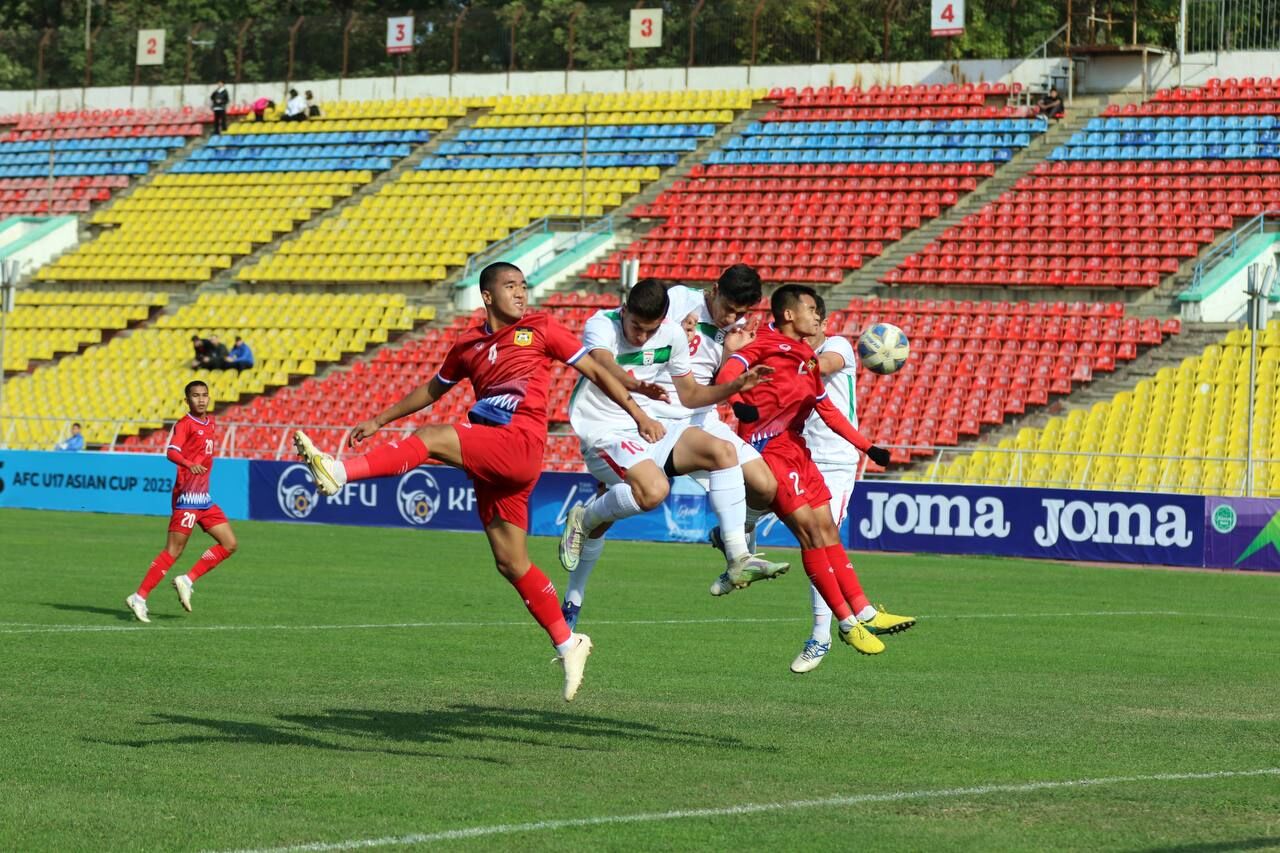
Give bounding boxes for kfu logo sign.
[396,469,442,526]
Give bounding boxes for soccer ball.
[857,323,910,375]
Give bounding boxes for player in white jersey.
[790,292,865,673]
[558,279,783,629]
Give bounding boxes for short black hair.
[812,291,827,320]
[625,278,670,321]
[770,284,818,325]
[191,334,201,342]
[71,422,81,428]
[289,88,298,97]
[184,380,209,397]
[479,261,522,294]
[717,263,762,307]
[234,336,243,342]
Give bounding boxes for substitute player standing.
[717,284,915,657]
[293,262,662,702]
[125,380,238,623]
[791,292,863,673]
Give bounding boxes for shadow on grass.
[1132,839,1280,853]
[42,602,182,622]
[93,703,763,760]
[280,703,766,752]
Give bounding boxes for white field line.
[219,767,1280,853]
[0,609,1249,636]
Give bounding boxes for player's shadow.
[90,713,506,765]
[42,602,181,622]
[1131,839,1280,853]
[279,703,768,753]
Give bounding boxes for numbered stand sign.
[386,16,414,55]
[931,0,964,36]
[136,29,165,66]
[629,8,663,48]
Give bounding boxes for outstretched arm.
[350,377,453,445]
[815,395,890,465]
[672,365,771,409]
[574,352,665,442]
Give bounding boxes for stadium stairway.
[536,100,776,301]
[833,99,1104,303]
[209,111,476,300]
[898,320,1235,472]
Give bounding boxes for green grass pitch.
[2,507,1278,851]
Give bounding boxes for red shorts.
[761,431,832,518]
[453,423,545,530]
[168,504,229,534]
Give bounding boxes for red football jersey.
[166,413,216,509]
[724,324,827,447]
[436,311,587,433]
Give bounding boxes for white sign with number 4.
[931,0,964,36]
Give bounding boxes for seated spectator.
[207,334,230,369]
[225,335,255,371]
[1037,88,1064,119]
[191,334,213,368]
[283,88,308,122]
[252,97,275,121]
[306,90,321,118]
[55,422,84,452]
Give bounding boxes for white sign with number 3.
[931,0,964,36]
[386,16,414,55]
[629,8,663,48]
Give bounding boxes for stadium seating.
[885,81,1279,289]
[36,100,465,283]
[1,290,168,372]
[914,319,1280,496]
[0,107,210,214]
[586,85,1045,283]
[238,90,752,284]
[3,293,428,450]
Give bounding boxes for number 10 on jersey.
[931,0,964,36]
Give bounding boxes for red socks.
[187,545,231,581]
[825,544,871,615]
[136,551,176,598]
[343,435,429,481]
[801,548,853,621]
[511,565,572,646]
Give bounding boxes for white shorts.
[581,420,692,487]
[816,462,859,526]
[676,410,762,490]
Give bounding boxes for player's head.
[708,264,761,329]
[478,262,527,323]
[805,291,829,347]
[771,284,821,336]
[620,279,669,346]
[184,380,210,415]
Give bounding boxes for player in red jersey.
[125,380,238,623]
[293,262,664,701]
[717,284,915,657]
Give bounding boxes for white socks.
[565,536,606,607]
[582,482,643,531]
[554,637,577,657]
[708,466,749,561]
[809,583,833,644]
[856,604,878,622]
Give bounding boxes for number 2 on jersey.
[788,471,805,495]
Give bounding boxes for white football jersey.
[569,308,692,442]
[664,285,747,417]
[804,334,860,466]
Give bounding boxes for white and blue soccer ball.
[857,323,910,375]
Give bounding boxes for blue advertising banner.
[250,459,742,543]
[847,481,1205,567]
[1203,497,1280,571]
[0,449,249,519]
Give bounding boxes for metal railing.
[1186,0,1280,53]
[1188,211,1280,295]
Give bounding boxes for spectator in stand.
[191,334,213,368]
[306,90,321,118]
[55,422,84,452]
[207,335,230,370]
[1037,87,1064,120]
[225,335,255,372]
[251,97,275,122]
[210,81,229,134]
[283,88,308,122]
